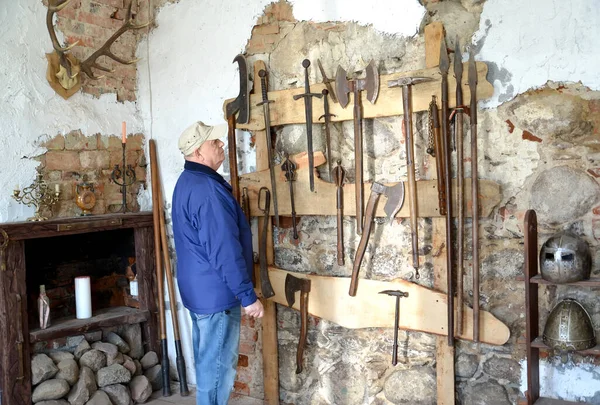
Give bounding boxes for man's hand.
[244,300,264,318]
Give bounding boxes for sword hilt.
[281,153,296,182]
[257,69,274,107]
[293,59,323,100]
[318,89,337,121]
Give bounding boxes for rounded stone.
[383,366,436,404]
[483,356,521,383]
[456,353,479,378]
[32,379,70,403]
[530,166,599,224]
[465,380,511,405]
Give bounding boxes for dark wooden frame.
[523,210,598,405]
[0,213,157,405]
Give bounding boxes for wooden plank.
[240,151,501,219]
[2,212,153,240]
[0,240,30,405]
[29,307,150,343]
[135,226,160,354]
[524,274,600,287]
[268,267,510,345]
[530,337,600,356]
[425,22,445,68]
[433,217,455,405]
[534,398,585,405]
[253,59,280,405]
[224,62,492,131]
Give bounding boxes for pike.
[469,50,480,343]
[225,55,250,202]
[387,76,433,280]
[336,61,380,235]
[319,89,336,179]
[257,69,280,227]
[293,59,322,192]
[454,37,466,335]
[439,37,455,347]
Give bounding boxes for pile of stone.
[31,329,163,405]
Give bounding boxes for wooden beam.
[240,151,501,219]
[224,62,492,131]
[267,267,510,346]
[253,60,280,405]
[425,22,445,69]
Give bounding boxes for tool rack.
[224,23,502,405]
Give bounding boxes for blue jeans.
[190,306,241,405]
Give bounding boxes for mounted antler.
[46,0,79,78]
[80,2,149,80]
[44,0,149,98]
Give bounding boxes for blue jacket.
[172,161,256,314]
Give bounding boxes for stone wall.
[241,1,600,404]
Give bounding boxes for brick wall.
[246,0,295,55]
[49,0,151,101]
[39,131,146,217]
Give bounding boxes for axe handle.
[472,121,480,343]
[259,189,275,299]
[353,86,364,236]
[350,189,381,296]
[296,290,309,374]
[227,115,240,202]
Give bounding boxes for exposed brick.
[241,315,256,328]
[46,151,81,171]
[44,134,65,150]
[80,150,110,169]
[79,11,121,30]
[47,171,62,182]
[239,341,255,355]
[65,130,97,150]
[593,206,600,216]
[253,23,279,36]
[246,37,266,54]
[265,0,295,22]
[237,354,248,367]
[235,367,252,384]
[522,130,542,143]
[233,381,250,396]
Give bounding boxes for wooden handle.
[350,190,381,296]
[296,290,309,374]
[228,115,240,203]
[456,111,465,335]
[353,87,364,236]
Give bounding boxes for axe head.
[225,54,250,124]
[285,274,311,307]
[383,182,405,225]
[335,66,350,108]
[365,60,379,104]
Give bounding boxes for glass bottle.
[38,285,51,329]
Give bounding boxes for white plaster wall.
[136,0,424,387]
[474,0,600,107]
[0,1,144,223]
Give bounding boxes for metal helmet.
[542,299,596,351]
[539,232,591,284]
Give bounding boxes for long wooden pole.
[149,139,171,397]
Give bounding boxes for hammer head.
[335,65,350,108]
[379,289,409,298]
[387,76,433,88]
[225,54,250,124]
[285,274,311,307]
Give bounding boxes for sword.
[319,89,336,179]
[257,69,280,227]
[293,59,322,192]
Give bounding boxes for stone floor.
[147,388,265,405]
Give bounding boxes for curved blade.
[383,182,405,224]
[335,66,350,108]
[225,54,250,124]
[365,60,379,103]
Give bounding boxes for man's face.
[198,138,225,170]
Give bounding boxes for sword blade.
[261,100,280,227]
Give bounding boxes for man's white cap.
[178,121,228,156]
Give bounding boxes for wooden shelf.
[525,275,600,287]
[534,397,585,404]
[530,337,600,356]
[29,306,150,343]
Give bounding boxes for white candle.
[55,184,60,193]
[75,276,92,319]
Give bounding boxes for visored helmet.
[539,232,591,284]
[542,299,595,351]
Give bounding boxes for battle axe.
[285,274,311,373]
[336,60,379,236]
[224,54,250,202]
[350,182,404,296]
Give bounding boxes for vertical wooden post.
[254,60,280,405]
[135,226,160,354]
[426,21,456,405]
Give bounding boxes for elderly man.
[172,121,264,405]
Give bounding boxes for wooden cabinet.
[523,210,600,405]
[0,213,158,405]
